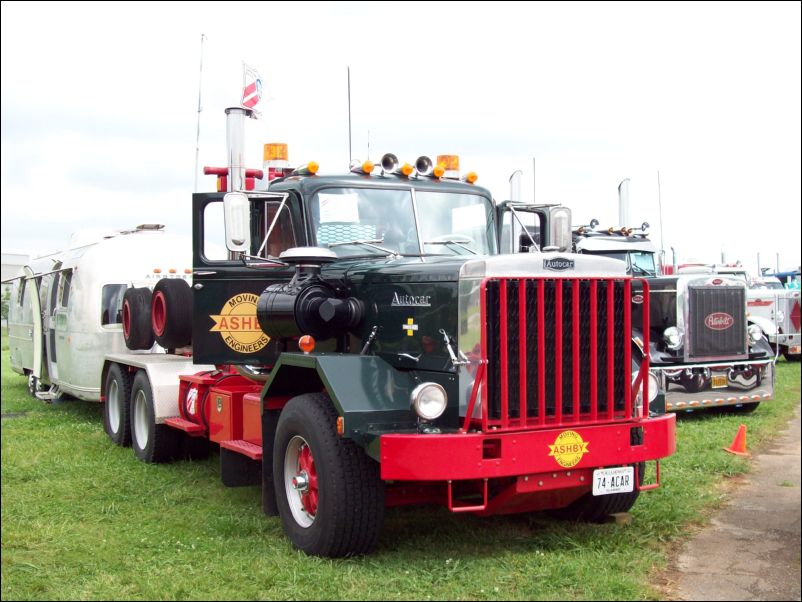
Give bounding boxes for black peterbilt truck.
[97,108,676,557]
[500,199,775,413]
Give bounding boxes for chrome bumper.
[651,360,775,411]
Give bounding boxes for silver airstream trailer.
[6,225,192,401]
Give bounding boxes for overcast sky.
[2,1,800,274]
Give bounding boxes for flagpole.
[347,66,352,164]
[194,33,206,193]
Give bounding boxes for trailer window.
[59,272,72,307]
[101,284,127,326]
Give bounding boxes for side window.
[203,202,228,261]
[101,284,127,326]
[514,211,543,252]
[59,272,72,308]
[256,201,296,258]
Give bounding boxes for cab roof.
[267,173,493,198]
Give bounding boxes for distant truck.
[713,266,800,361]
[499,200,776,413]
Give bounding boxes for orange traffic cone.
[723,424,750,456]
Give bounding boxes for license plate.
[592,466,635,496]
[712,374,727,388]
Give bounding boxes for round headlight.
[748,324,763,344]
[411,383,447,421]
[663,326,683,350]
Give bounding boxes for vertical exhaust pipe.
[618,178,630,227]
[509,170,522,203]
[225,107,254,192]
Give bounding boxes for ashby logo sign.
[705,312,735,331]
[391,292,432,307]
[543,257,574,272]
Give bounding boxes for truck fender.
[748,315,777,337]
[261,353,419,456]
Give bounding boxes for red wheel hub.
[152,291,167,336]
[122,299,131,338]
[296,444,319,516]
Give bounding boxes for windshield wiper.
[327,239,397,256]
[630,264,652,276]
[423,239,478,255]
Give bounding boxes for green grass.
[2,325,800,600]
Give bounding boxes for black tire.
[123,288,155,350]
[151,279,192,349]
[130,371,179,463]
[554,463,644,522]
[104,363,132,446]
[273,393,384,557]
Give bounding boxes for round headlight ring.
[411,382,447,421]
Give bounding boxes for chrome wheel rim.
[108,380,121,434]
[133,390,149,450]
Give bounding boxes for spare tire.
[152,278,192,349]
[123,287,155,350]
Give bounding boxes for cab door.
[192,192,303,366]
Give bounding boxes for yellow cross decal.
[403,318,418,336]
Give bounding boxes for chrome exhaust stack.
[225,107,254,192]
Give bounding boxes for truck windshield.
[585,251,657,276]
[417,191,495,256]
[630,251,657,276]
[309,187,495,258]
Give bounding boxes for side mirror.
[223,192,251,253]
[549,207,572,252]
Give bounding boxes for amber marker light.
[463,171,478,184]
[362,160,374,174]
[264,143,289,161]
[292,162,319,176]
[401,163,414,177]
[299,335,316,354]
[433,164,445,178]
[336,416,345,436]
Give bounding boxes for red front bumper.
[380,414,676,481]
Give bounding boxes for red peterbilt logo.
[705,312,735,331]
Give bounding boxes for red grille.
[463,277,650,432]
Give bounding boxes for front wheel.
[273,393,384,557]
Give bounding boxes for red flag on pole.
[241,63,262,109]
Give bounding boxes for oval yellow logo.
[209,293,270,353]
[548,430,589,468]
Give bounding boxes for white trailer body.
[6,227,194,401]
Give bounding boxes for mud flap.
[261,409,280,515]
